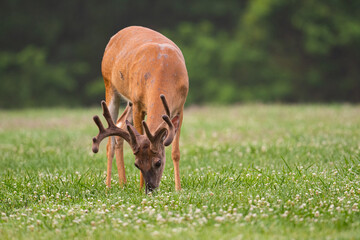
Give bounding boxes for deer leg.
[171,111,183,191]
[105,85,120,188]
[106,138,115,187]
[114,137,126,186]
[133,105,145,190]
[114,103,133,186]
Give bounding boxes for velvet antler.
[92,101,131,153]
[141,94,177,147]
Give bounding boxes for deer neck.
[146,98,170,133]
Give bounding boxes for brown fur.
[99,26,188,192]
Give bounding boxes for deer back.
[102,26,188,111]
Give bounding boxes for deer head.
[92,95,179,193]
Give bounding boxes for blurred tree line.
[1,0,359,108]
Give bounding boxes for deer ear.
[171,115,180,133]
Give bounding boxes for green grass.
[0,104,359,239]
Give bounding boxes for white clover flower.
[352,203,358,212]
[281,211,289,218]
[215,216,225,222]
[244,215,251,222]
[28,225,34,231]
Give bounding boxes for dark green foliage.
[0,0,359,108]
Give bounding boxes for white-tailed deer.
[92,26,189,193]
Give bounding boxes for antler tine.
[93,115,105,133]
[137,95,176,147]
[162,115,175,146]
[142,120,155,142]
[101,101,115,128]
[160,95,177,146]
[92,115,104,153]
[160,94,170,117]
[92,101,130,153]
[143,118,169,151]
[126,120,140,153]
[147,95,176,146]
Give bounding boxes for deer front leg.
[114,137,126,186]
[104,86,120,188]
[133,104,146,190]
[106,138,115,187]
[171,111,183,191]
[113,103,133,186]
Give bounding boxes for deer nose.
[145,185,153,194]
[148,183,155,190]
[145,182,158,194]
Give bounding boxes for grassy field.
[0,104,359,239]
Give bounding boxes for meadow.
[0,104,359,239]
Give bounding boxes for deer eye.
[134,163,140,169]
[155,160,161,168]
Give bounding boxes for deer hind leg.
[132,104,146,190]
[114,103,133,186]
[171,110,184,191]
[105,85,120,188]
